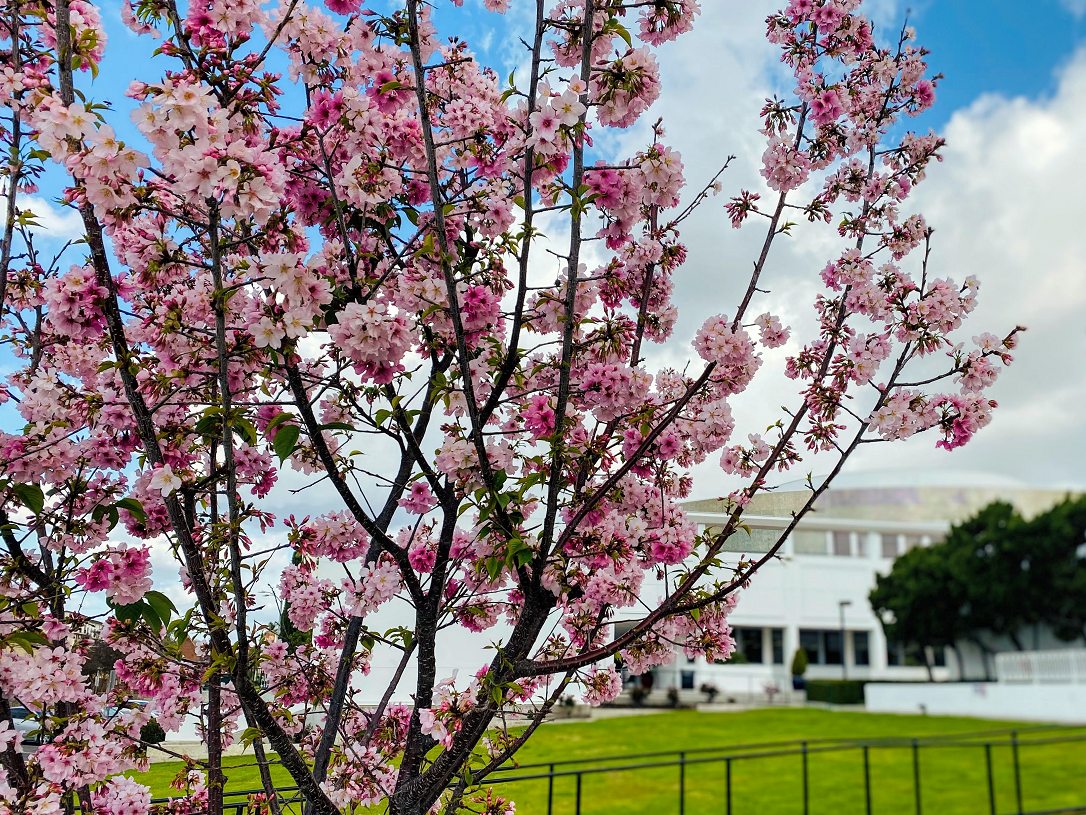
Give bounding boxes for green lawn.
[131,709,1086,815]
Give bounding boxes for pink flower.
[148,464,182,497]
[400,481,437,515]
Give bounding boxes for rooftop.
[685,469,1078,523]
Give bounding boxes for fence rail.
[996,648,1086,684]
[149,725,1086,815]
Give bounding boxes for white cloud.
[1,193,85,243]
[1061,0,1086,20]
[614,5,1086,494]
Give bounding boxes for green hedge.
[804,679,866,705]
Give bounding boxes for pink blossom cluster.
[74,546,153,606]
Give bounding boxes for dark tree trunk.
[207,678,225,815]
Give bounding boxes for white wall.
[865,682,1086,724]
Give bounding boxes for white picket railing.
[996,648,1086,684]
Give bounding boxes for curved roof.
[685,469,1077,523]
[774,469,1030,492]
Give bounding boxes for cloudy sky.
[501,0,1086,497]
[7,0,1086,614]
[23,0,1082,496]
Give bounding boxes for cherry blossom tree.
[0,0,1020,814]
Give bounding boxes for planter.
[792,676,806,691]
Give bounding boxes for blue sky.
[904,0,1086,128]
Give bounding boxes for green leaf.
[115,497,148,524]
[144,590,177,626]
[141,604,164,631]
[264,412,296,434]
[273,424,302,463]
[319,421,356,432]
[194,414,222,439]
[234,418,259,446]
[11,484,44,516]
[111,600,145,625]
[239,726,263,747]
[6,630,49,652]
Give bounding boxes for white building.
[619,470,1078,702]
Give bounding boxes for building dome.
[685,469,1077,523]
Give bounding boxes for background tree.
[870,544,968,680]
[871,498,1086,680]
[0,1,1018,814]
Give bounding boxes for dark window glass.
[824,631,843,665]
[932,646,946,667]
[833,531,851,556]
[854,631,870,666]
[887,640,902,666]
[881,534,899,559]
[800,629,821,665]
[772,629,785,665]
[687,655,696,664]
[680,670,695,690]
[738,627,764,664]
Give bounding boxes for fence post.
[985,744,996,815]
[1012,731,1023,815]
[726,757,733,815]
[547,763,554,815]
[802,740,809,815]
[863,745,872,815]
[912,739,922,815]
[679,751,686,815]
[575,773,582,815]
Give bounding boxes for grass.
[130,709,1086,814]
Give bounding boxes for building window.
[932,646,946,667]
[793,530,828,555]
[832,531,852,557]
[736,627,764,664]
[853,631,870,666]
[800,629,820,665]
[687,655,696,665]
[681,670,695,690]
[772,629,784,665]
[880,534,899,559]
[800,629,844,665]
[824,631,843,664]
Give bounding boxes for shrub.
[699,683,720,703]
[791,647,809,677]
[630,686,649,706]
[666,687,680,708]
[140,719,166,745]
[805,679,866,705]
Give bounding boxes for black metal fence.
[483,726,1086,815]
[150,725,1086,815]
